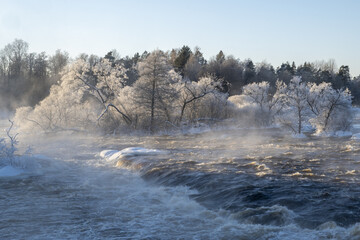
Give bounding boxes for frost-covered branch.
[178,76,222,123]
[0,120,19,164]
[75,74,106,104]
[6,120,18,150]
[97,103,132,125]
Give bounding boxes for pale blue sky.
[1,0,359,76]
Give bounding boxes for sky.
[0,0,359,76]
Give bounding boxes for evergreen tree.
[104,51,115,63]
[174,45,192,76]
[277,62,294,84]
[334,65,350,89]
[243,59,256,85]
[215,50,225,64]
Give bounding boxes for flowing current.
[1,120,360,239]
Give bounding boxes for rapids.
[1,119,360,239]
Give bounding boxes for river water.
[1,119,360,239]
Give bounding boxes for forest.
[0,39,358,135]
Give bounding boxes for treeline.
[12,49,352,136]
[1,39,360,111]
[0,39,69,109]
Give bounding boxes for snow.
[333,131,353,137]
[0,165,24,177]
[99,150,119,159]
[100,147,165,161]
[314,131,353,137]
[292,133,307,139]
[351,133,360,140]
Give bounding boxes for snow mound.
[0,165,24,177]
[99,150,119,159]
[100,147,165,161]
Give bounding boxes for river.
[0,118,360,239]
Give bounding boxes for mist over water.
[1,118,360,239]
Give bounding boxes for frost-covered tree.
[177,75,223,123]
[15,57,131,133]
[242,81,283,126]
[184,54,202,82]
[183,47,206,82]
[132,50,180,132]
[48,49,69,84]
[276,77,310,134]
[15,59,97,132]
[308,82,352,133]
[73,58,132,130]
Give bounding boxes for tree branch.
[98,103,132,125]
